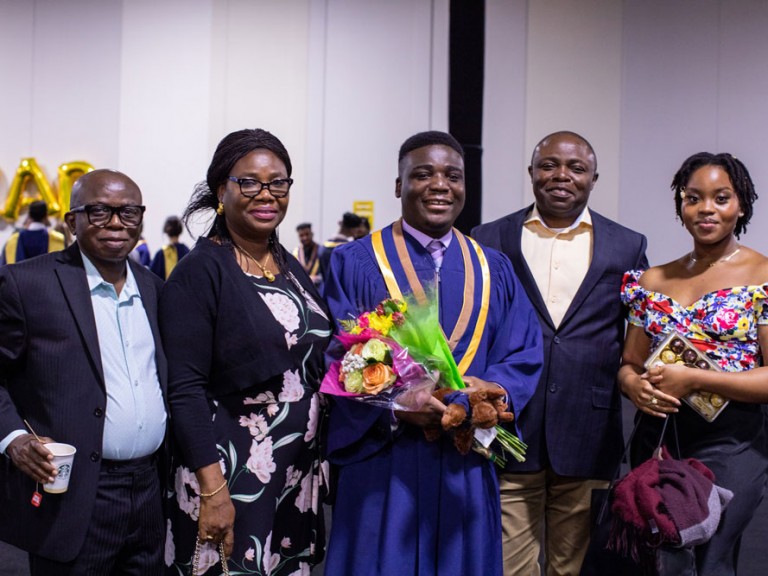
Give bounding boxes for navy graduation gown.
[323,224,542,576]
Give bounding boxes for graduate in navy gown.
[323,131,543,576]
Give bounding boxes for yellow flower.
[737,317,750,333]
[368,313,394,335]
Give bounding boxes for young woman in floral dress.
[160,129,332,575]
[619,152,768,575]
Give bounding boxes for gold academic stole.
[371,219,490,374]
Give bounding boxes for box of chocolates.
[644,332,727,422]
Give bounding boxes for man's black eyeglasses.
[69,204,146,228]
[228,176,293,199]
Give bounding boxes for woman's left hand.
[644,362,694,400]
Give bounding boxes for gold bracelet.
[199,479,228,498]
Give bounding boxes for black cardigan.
[160,238,327,470]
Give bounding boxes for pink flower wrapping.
[321,330,436,411]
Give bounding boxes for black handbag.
[580,416,647,576]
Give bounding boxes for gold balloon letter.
[2,158,58,221]
[57,161,95,218]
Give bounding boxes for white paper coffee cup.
[43,443,76,494]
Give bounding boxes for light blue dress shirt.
[83,254,166,459]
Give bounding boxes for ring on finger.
[650,396,658,405]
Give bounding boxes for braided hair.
[184,128,294,275]
[672,152,757,238]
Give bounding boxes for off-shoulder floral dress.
[621,270,768,575]
[166,270,332,576]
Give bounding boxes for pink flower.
[239,413,269,440]
[164,519,175,567]
[262,532,280,575]
[287,562,311,576]
[304,394,319,442]
[197,542,220,574]
[260,292,300,333]
[295,471,318,514]
[715,308,739,330]
[246,437,276,484]
[174,466,200,520]
[281,537,292,548]
[244,391,276,405]
[284,465,301,488]
[245,547,255,562]
[279,370,304,402]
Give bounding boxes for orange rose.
[362,363,396,394]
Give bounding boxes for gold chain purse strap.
[192,535,230,576]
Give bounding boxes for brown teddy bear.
[423,387,514,454]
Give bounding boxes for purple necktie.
[427,239,445,269]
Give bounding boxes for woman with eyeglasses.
[618,152,768,575]
[160,128,332,575]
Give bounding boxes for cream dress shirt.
[521,205,593,328]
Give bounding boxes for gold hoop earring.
[216,201,225,216]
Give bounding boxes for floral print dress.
[621,274,768,573]
[166,271,332,576]
[621,270,768,374]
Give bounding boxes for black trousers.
[30,454,164,576]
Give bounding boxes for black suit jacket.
[0,243,167,562]
[472,206,648,479]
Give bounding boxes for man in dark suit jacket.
[472,131,648,576]
[0,170,168,575]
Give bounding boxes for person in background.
[0,169,167,575]
[1,200,65,264]
[161,128,332,575]
[149,216,189,280]
[472,131,648,576]
[318,211,363,282]
[293,222,322,286]
[619,152,768,575]
[353,216,370,239]
[322,130,542,576]
[130,223,151,267]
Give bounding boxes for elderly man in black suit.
[473,131,648,576]
[0,169,167,575]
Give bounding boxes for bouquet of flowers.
[320,299,437,411]
[321,294,527,467]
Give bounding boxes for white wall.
[482,0,623,222]
[119,0,215,243]
[620,0,768,265]
[482,0,528,220]
[310,0,448,238]
[0,0,446,253]
[2,0,768,264]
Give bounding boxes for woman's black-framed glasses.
[228,176,293,199]
[69,204,146,228]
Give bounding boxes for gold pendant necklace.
[689,245,741,268]
[236,243,276,282]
